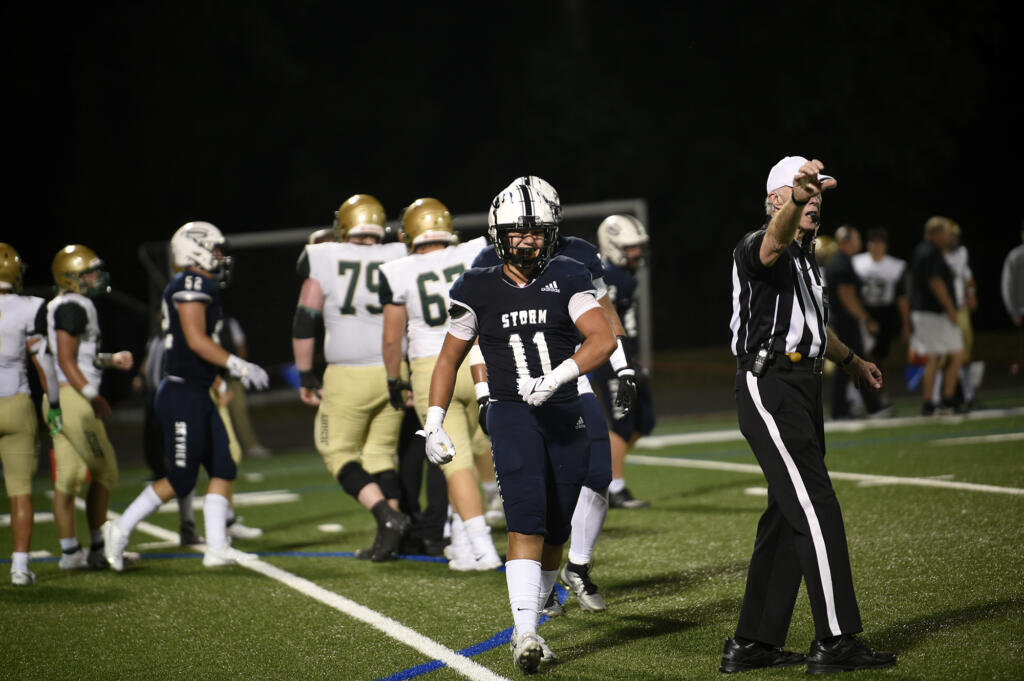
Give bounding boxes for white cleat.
[58,548,88,570]
[102,521,130,573]
[509,628,544,675]
[448,551,503,572]
[203,545,258,567]
[11,569,36,586]
[484,493,506,528]
[540,589,564,618]
[227,518,264,539]
[560,562,607,612]
[537,635,558,667]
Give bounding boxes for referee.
[720,156,896,674]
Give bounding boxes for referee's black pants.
[734,366,863,646]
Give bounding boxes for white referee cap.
[766,156,836,194]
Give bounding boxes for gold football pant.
[52,386,118,495]
[1,393,37,497]
[315,364,403,477]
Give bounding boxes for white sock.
[11,552,29,572]
[178,490,195,524]
[117,484,162,536]
[959,367,975,402]
[569,486,608,566]
[932,369,943,404]
[204,493,231,550]
[463,514,498,560]
[60,537,81,553]
[538,568,558,610]
[609,477,626,494]
[450,513,470,559]
[482,480,498,495]
[506,558,541,635]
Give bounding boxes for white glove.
[518,358,580,407]
[416,406,455,465]
[226,354,270,391]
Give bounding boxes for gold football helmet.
[813,235,838,268]
[0,242,26,292]
[334,194,386,242]
[52,245,111,296]
[402,198,455,250]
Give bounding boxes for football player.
[103,222,270,571]
[379,198,500,570]
[471,176,633,614]
[594,214,656,508]
[422,182,616,673]
[47,245,134,570]
[292,195,411,561]
[1,244,61,585]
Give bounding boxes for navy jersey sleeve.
[53,301,88,335]
[735,230,771,279]
[560,237,605,282]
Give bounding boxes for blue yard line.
[1,550,450,565]
[375,585,569,681]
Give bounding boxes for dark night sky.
[6,2,1022,358]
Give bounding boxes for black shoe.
[87,548,110,570]
[806,635,896,674]
[921,401,936,416]
[719,637,806,673]
[371,509,411,562]
[179,520,204,546]
[355,530,382,560]
[420,538,449,557]
[608,487,650,509]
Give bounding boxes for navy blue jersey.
[161,271,223,387]
[472,235,605,284]
[601,259,640,357]
[449,256,597,404]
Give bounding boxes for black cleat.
[719,637,806,673]
[355,530,382,560]
[608,487,650,509]
[806,635,896,674]
[179,520,204,546]
[87,548,110,570]
[371,509,410,562]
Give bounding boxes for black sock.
[63,543,82,555]
[370,500,392,525]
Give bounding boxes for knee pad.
[337,462,374,498]
[373,470,401,500]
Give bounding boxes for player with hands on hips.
[103,221,269,572]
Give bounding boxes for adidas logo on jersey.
[540,281,560,293]
[575,416,586,430]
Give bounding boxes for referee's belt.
[736,352,824,375]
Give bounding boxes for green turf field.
[3,408,1023,680]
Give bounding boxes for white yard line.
[628,455,1024,496]
[242,559,512,681]
[932,432,1024,446]
[635,406,1024,448]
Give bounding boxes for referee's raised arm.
[760,158,837,267]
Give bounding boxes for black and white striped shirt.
[730,229,829,359]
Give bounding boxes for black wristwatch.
[839,348,856,368]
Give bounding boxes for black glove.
[477,396,491,435]
[299,369,322,391]
[613,367,637,418]
[387,377,411,410]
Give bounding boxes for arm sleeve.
[53,302,88,335]
[568,291,601,322]
[377,270,396,306]
[446,300,478,340]
[32,298,48,337]
[296,249,310,279]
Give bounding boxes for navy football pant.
[486,399,588,545]
[580,392,612,491]
[156,380,236,497]
[734,367,862,646]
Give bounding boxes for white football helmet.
[488,184,560,270]
[171,221,232,280]
[597,214,649,268]
[501,175,561,222]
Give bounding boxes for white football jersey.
[379,237,487,360]
[47,292,102,387]
[306,241,408,366]
[851,253,907,307]
[0,294,44,396]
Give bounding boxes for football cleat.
[448,549,503,572]
[87,548,110,570]
[560,562,607,612]
[509,628,544,675]
[371,508,410,562]
[540,589,564,618]
[203,545,258,567]
[608,487,650,509]
[227,517,264,539]
[59,548,88,570]
[484,492,506,529]
[102,521,130,573]
[179,520,204,546]
[11,569,36,586]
